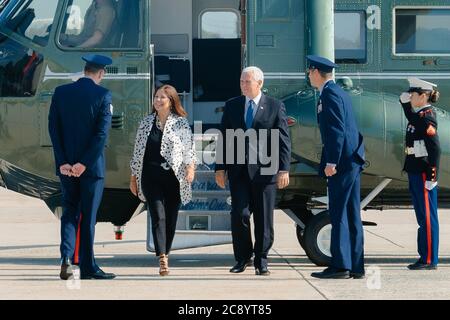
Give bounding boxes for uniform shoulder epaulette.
[426,124,437,136]
[419,109,433,118]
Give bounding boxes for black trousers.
[229,169,276,269]
[141,165,181,256]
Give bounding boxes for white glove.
[425,181,438,191]
[400,92,411,104]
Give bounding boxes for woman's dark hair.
[416,89,440,104]
[152,85,188,117]
[429,90,440,103]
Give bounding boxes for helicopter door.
[246,0,305,97]
[192,1,242,126]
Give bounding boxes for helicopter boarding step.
[146,133,233,252]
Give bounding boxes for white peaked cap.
[407,77,437,91]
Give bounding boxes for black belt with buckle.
[148,161,170,170]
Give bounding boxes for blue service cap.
[82,54,112,68]
[306,55,338,73]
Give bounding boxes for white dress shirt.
[245,91,262,119]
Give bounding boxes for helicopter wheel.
[295,224,306,251]
[303,211,332,267]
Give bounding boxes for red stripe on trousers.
[73,213,82,265]
[22,52,37,75]
[422,174,432,265]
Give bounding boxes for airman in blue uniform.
[48,54,115,280]
[307,55,366,279]
[400,78,441,270]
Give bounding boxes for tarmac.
[1,186,450,300]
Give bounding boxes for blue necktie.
[245,100,254,129]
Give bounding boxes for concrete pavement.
[1,187,450,300]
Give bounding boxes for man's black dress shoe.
[229,259,253,273]
[60,257,73,280]
[255,266,270,276]
[311,267,351,279]
[350,272,365,279]
[407,261,437,270]
[81,269,116,280]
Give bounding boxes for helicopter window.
[3,0,57,46]
[395,9,450,55]
[335,11,367,64]
[200,10,239,39]
[0,38,43,97]
[58,0,142,50]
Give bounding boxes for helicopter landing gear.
[292,178,392,266]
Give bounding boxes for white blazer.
[130,113,197,205]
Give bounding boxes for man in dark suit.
[307,55,366,279]
[48,54,115,280]
[215,66,291,276]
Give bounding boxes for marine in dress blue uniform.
[307,55,366,279]
[400,78,441,270]
[48,54,115,280]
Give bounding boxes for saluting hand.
[400,92,411,104]
[71,163,86,177]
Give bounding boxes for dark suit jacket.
[317,81,365,177]
[48,77,112,178]
[215,94,291,184]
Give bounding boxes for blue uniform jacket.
[317,81,365,177]
[48,77,112,178]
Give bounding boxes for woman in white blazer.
[130,85,197,276]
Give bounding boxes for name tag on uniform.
[414,140,428,157]
[110,104,114,114]
[317,103,322,114]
